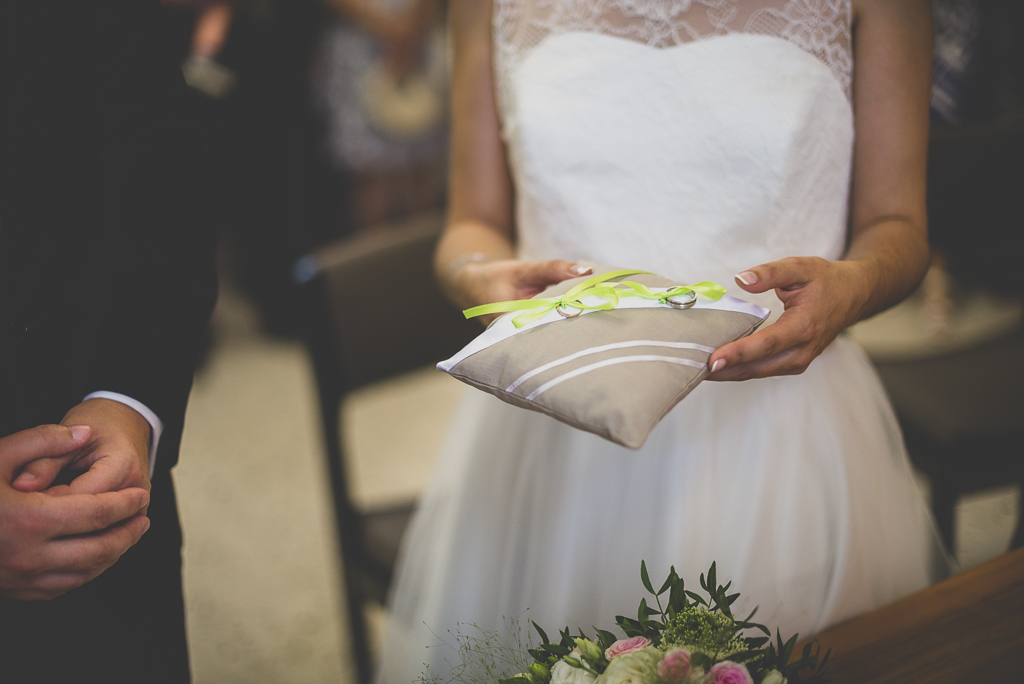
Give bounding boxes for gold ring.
[556,305,583,318]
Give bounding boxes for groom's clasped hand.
[0,400,153,601]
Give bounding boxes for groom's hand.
[706,257,867,381]
[13,399,152,516]
[0,425,150,600]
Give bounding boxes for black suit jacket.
[0,0,218,472]
[0,4,217,679]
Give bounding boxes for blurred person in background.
[163,0,240,99]
[0,2,217,682]
[311,0,448,230]
[158,0,449,338]
[926,0,1024,310]
[161,0,346,337]
[160,0,309,336]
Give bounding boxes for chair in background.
[873,329,1024,556]
[881,43,1024,557]
[880,20,1024,560]
[295,213,479,684]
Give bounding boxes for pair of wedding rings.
[555,291,695,318]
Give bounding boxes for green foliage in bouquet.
[511,562,829,684]
[420,562,830,684]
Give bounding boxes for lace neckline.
[494,0,853,108]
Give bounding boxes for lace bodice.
[491,0,856,322]
[495,0,852,116]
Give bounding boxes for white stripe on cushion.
[524,355,707,401]
[506,340,715,393]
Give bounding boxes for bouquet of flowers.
[423,562,830,684]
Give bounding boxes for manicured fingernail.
[142,518,151,533]
[570,264,592,276]
[69,425,89,440]
[735,271,758,286]
[14,472,34,486]
[710,359,726,373]
[140,493,150,508]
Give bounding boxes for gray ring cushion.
[444,269,768,449]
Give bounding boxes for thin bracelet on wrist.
[446,252,491,286]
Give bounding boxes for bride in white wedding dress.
[378,1,951,681]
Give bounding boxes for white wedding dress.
[378,2,951,681]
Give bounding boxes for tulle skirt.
[377,337,951,683]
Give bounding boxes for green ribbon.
[463,269,727,328]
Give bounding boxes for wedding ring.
[556,305,583,318]
[665,291,697,309]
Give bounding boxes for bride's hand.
[706,257,868,381]
[449,259,592,325]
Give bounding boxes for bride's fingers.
[708,315,815,378]
[707,347,808,381]
[518,260,590,290]
[735,257,820,295]
[567,262,592,277]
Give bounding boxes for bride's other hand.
[705,257,870,381]
[434,1,539,322]
[436,1,591,324]
[709,0,933,381]
[449,258,591,325]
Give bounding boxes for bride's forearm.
[842,216,930,324]
[435,219,516,306]
[842,1,932,326]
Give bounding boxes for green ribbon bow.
[463,269,727,328]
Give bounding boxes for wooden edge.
[795,547,1024,658]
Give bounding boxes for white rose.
[760,670,787,684]
[550,660,598,684]
[594,647,661,684]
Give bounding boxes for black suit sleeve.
[0,0,218,468]
[85,1,219,468]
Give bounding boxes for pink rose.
[657,648,692,682]
[603,636,651,661]
[707,661,753,684]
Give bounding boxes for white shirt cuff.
[82,391,163,479]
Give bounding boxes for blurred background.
[161,0,1024,682]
